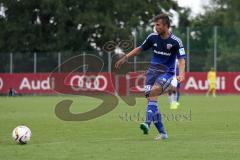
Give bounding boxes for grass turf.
[0,95,240,160]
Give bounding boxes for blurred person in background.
[206,67,217,97]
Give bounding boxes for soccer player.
[206,67,217,97]
[168,59,181,109]
[115,14,186,140]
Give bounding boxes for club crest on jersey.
[166,44,173,50]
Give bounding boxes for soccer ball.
[12,126,32,144]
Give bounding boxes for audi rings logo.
[70,75,108,91]
[0,78,3,90]
[234,75,240,91]
[135,74,145,91]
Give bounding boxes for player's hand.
[115,55,128,69]
[176,74,185,82]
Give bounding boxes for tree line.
[0,0,239,71]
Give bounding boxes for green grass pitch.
[0,95,240,160]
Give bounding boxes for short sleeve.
[175,38,186,59]
[139,33,154,51]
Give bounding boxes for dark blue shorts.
[144,64,174,97]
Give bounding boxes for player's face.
[154,19,168,35]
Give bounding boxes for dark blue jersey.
[139,32,186,73]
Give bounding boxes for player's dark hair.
[153,14,170,28]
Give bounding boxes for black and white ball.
[12,126,32,144]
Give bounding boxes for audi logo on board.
[0,78,3,90]
[70,75,108,91]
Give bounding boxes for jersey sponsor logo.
[153,50,171,56]
[70,75,107,91]
[179,48,186,55]
[166,44,173,50]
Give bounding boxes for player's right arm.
[115,33,154,69]
[115,47,141,69]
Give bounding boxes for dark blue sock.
[153,108,166,134]
[145,101,158,127]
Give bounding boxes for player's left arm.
[177,58,185,82]
[176,38,186,82]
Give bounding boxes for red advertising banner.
[0,73,54,94]
[128,72,240,94]
[0,73,115,94]
[0,72,240,95]
[182,72,240,94]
